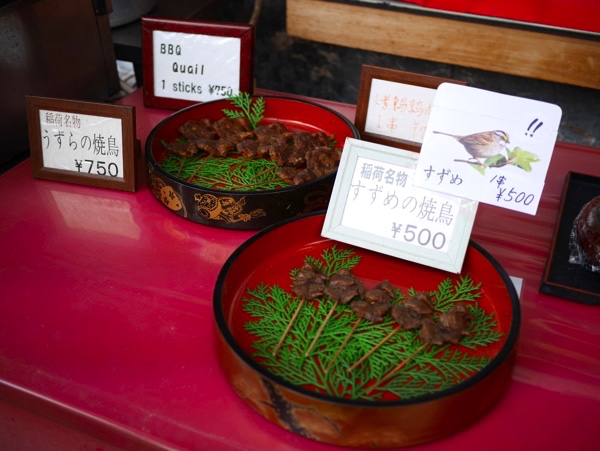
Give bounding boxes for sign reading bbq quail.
[154,32,238,99]
[141,17,255,110]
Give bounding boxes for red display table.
[1,89,599,449]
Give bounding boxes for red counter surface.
[1,89,599,450]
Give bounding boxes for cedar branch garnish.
[222,92,265,129]
[242,247,503,401]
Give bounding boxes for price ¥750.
[74,159,120,177]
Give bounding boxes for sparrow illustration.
[433,130,510,163]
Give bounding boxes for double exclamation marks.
[526,118,543,137]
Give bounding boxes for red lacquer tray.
[213,212,520,448]
[145,96,359,230]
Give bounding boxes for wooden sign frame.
[142,17,254,110]
[322,138,478,274]
[355,65,466,152]
[541,171,600,305]
[27,96,137,192]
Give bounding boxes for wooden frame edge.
[355,65,467,152]
[26,95,137,192]
[141,17,255,110]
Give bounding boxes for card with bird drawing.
[414,83,562,215]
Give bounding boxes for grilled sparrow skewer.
[433,130,510,164]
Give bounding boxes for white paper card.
[340,155,460,254]
[323,139,478,273]
[40,110,124,178]
[152,30,241,102]
[414,84,562,215]
[364,79,435,143]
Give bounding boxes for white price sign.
[27,96,136,192]
[323,139,478,273]
[364,79,435,145]
[414,83,562,215]
[40,109,124,178]
[340,155,459,253]
[141,18,255,110]
[354,66,466,152]
[152,30,241,102]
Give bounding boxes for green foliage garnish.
[427,276,481,311]
[242,246,503,401]
[160,153,288,191]
[222,92,265,129]
[314,245,362,277]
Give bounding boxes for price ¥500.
[391,222,446,250]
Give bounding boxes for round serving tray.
[213,212,520,447]
[145,96,359,230]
